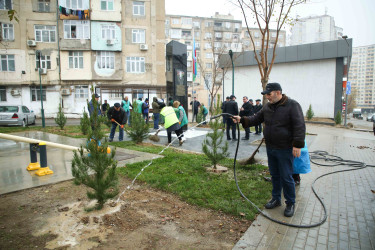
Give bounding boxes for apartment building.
[290,14,343,46]
[348,44,375,110]
[165,12,243,109]
[241,27,286,51]
[0,0,166,117]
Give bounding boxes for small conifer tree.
[196,105,204,124]
[55,103,67,129]
[72,91,118,210]
[202,95,229,169]
[126,101,149,143]
[80,107,91,135]
[334,110,342,125]
[306,104,314,120]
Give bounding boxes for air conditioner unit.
[107,39,114,45]
[10,89,21,96]
[140,44,148,51]
[40,68,47,74]
[27,40,37,47]
[60,87,71,96]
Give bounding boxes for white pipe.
[0,133,83,151]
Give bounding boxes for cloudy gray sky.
[165,0,375,47]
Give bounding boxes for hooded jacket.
[240,95,305,149]
[152,97,161,113]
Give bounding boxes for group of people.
[189,97,209,123]
[221,95,263,141]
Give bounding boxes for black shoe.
[284,204,295,217]
[232,138,238,141]
[108,138,113,142]
[227,138,231,141]
[265,199,281,209]
[241,137,249,140]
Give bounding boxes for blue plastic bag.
[293,142,311,174]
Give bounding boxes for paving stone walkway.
[233,124,375,250]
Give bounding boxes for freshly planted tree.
[196,105,204,124]
[55,103,67,129]
[80,107,91,135]
[126,101,149,143]
[334,111,342,125]
[202,95,229,169]
[72,92,118,210]
[306,104,314,120]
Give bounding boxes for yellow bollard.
[35,142,53,176]
[27,143,41,171]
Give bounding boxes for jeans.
[226,119,236,139]
[109,123,124,141]
[125,110,131,125]
[255,124,262,134]
[266,147,295,205]
[153,113,160,129]
[143,113,149,123]
[203,114,207,124]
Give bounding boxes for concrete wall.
[223,58,337,118]
[60,51,92,80]
[90,0,121,22]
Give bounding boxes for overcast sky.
[165,0,375,47]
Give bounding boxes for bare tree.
[237,0,306,104]
[347,89,357,114]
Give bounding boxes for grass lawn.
[112,141,272,220]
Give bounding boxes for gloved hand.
[120,125,124,129]
[179,122,181,125]
[111,118,115,123]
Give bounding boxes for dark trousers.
[266,147,295,205]
[167,128,183,143]
[255,124,262,134]
[109,123,124,141]
[226,119,236,139]
[143,113,149,123]
[153,113,160,129]
[244,127,250,139]
[192,112,198,122]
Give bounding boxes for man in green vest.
[201,103,208,124]
[160,103,184,146]
[173,100,188,143]
[121,96,132,125]
[136,97,143,114]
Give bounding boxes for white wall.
[224,59,337,118]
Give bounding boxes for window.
[69,51,83,69]
[0,0,12,10]
[172,18,179,25]
[75,86,89,98]
[193,21,200,28]
[126,57,145,73]
[215,32,222,38]
[110,89,122,98]
[132,29,145,43]
[205,21,213,27]
[165,19,170,25]
[205,43,212,49]
[206,53,213,59]
[194,31,200,38]
[187,61,191,67]
[170,29,181,39]
[133,1,145,16]
[271,32,276,38]
[214,22,222,27]
[225,22,231,29]
[204,32,212,39]
[254,32,259,38]
[195,42,200,48]
[225,33,231,39]
[66,0,84,9]
[235,23,240,29]
[101,24,115,40]
[30,86,46,101]
[1,55,15,71]
[35,25,56,42]
[205,63,212,69]
[22,106,30,113]
[35,54,51,69]
[181,18,192,25]
[214,42,221,48]
[0,86,6,101]
[97,51,114,69]
[101,0,114,10]
[38,0,50,12]
[182,30,191,38]
[63,20,90,39]
[2,23,13,40]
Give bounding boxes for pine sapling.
[126,101,149,143]
[334,111,342,125]
[55,103,67,129]
[306,104,314,120]
[80,107,91,135]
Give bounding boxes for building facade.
[241,27,286,51]
[290,15,343,46]
[349,44,375,111]
[0,0,166,117]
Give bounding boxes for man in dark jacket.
[190,97,200,122]
[232,83,305,217]
[107,103,127,142]
[254,99,263,134]
[221,96,230,127]
[223,95,239,140]
[239,96,254,140]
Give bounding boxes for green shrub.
[196,105,204,124]
[55,103,67,129]
[79,107,91,135]
[334,111,342,125]
[306,104,314,120]
[126,101,149,143]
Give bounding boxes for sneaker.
[284,204,295,217]
[227,138,231,141]
[179,139,185,146]
[108,138,113,142]
[265,198,281,209]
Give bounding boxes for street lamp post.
[342,35,350,127]
[36,50,45,128]
[229,50,234,95]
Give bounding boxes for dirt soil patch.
[0,178,251,249]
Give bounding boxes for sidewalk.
[233,124,375,250]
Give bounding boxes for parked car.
[367,114,375,122]
[0,105,36,126]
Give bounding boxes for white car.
[0,105,36,126]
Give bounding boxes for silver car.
[0,105,36,126]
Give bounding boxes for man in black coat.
[232,83,305,218]
[254,99,263,134]
[190,97,201,122]
[239,96,254,140]
[107,103,127,142]
[223,95,239,140]
[221,96,230,128]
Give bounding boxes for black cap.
[226,96,230,100]
[94,93,100,98]
[256,99,261,102]
[114,103,121,108]
[261,82,282,95]
[230,95,236,99]
[249,99,253,102]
